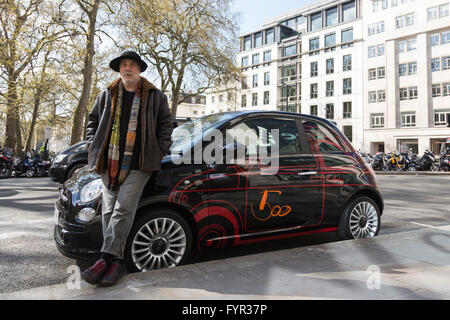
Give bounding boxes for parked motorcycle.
[399,151,416,171]
[12,155,38,178]
[371,153,389,171]
[0,148,14,178]
[439,146,450,172]
[411,149,437,171]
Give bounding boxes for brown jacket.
[86,77,173,174]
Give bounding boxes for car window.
[226,118,301,155]
[302,120,345,152]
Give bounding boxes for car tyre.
[337,196,381,241]
[124,208,193,273]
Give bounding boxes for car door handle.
[297,171,317,176]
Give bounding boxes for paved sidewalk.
[1,227,449,300]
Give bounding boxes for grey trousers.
[100,170,152,259]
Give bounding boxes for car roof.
[211,110,337,128]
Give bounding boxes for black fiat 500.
[54,111,383,272]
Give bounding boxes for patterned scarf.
[107,79,142,191]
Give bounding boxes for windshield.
[170,113,240,153]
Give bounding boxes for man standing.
[81,51,173,286]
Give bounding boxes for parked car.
[49,141,88,183]
[54,111,384,273]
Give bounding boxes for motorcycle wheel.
[407,166,416,172]
[26,169,35,178]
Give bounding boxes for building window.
[265,28,275,44]
[431,58,441,72]
[283,44,297,57]
[343,126,352,142]
[399,63,407,76]
[341,28,353,48]
[241,77,248,89]
[310,105,318,116]
[252,74,258,87]
[368,46,376,58]
[241,56,249,67]
[309,37,320,55]
[263,91,270,105]
[252,53,260,65]
[263,50,272,63]
[264,72,270,86]
[396,16,405,29]
[401,112,416,128]
[326,6,338,27]
[377,44,385,56]
[368,91,377,103]
[443,56,450,70]
[443,31,450,44]
[407,38,417,51]
[252,93,258,106]
[282,64,296,79]
[409,86,418,99]
[310,61,318,77]
[326,58,334,74]
[343,101,352,119]
[406,13,415,26]
[254,32,262,47]
[440,4,449,18]
[369,68,377,80]
[342,1,356,22]
[326,104,334,119]
[343,78,352,95]
[435,110,450,126]
[443,83,450,96]
[241,95,247,107]
[408,62,417,75]
[371,114,385,128]
[325,33,336,52]
[377,21,385,33]
[326,81,334,97]
[310,11,322,31]
[310,83,318,99]
[397,40,406,53]
[343,54,352,71]
[399,88,408,100]
[377,67,385,79]
[378,90,386,102]
[428,7,438,21]
[430,34,440,47]
[243,36,251,51]
[432,84,441,97]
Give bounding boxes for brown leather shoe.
[81,258,108,284]
[98,262,127,287]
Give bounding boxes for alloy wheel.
[349,202,379,239]
[131,217,187,272]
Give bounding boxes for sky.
[233,0,317,35]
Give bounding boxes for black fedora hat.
[109,50,148,72]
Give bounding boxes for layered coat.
[86,77,173,174]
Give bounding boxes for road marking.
[410,222,450,232]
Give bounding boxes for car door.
[219,115,324,234]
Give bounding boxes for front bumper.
[53,192,103,261]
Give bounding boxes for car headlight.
[76,208,97,223]
[53,154,66,164]
[80,179,102,203]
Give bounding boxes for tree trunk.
[70,0,100,145]
[24,87,42,152]
[4,75,18,153]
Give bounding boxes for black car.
[54,111,384,273]
[49,119,192,184]
[49,141,88,183]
